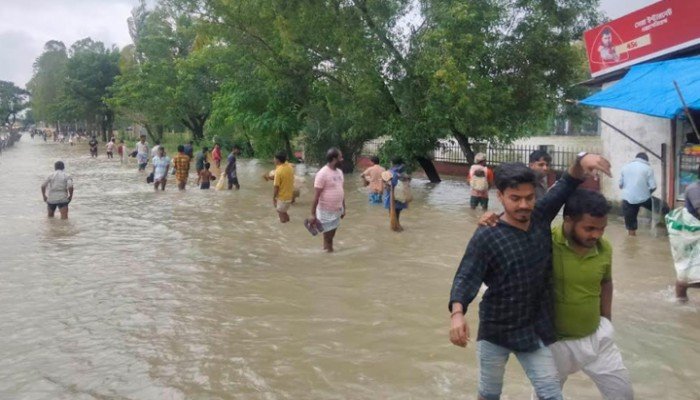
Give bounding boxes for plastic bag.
[394,180,413,203]
[215,172,227,190]
[665,207,700,283]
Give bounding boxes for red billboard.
[584,0,700,77]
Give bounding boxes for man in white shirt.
[135,135,150,171]
[41,161,74,219]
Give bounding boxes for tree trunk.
[416,156,441,183]
[451,128,475,164]
[339,159,355,174]
[156,125,164,142]
[283,133,293,161]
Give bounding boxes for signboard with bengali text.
[584,0,700,77]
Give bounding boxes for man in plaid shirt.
[449,154,611,400]
[172,145,191,191]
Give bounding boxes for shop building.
[580,0,700,206]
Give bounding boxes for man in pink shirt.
[310,148,346,252]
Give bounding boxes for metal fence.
[361,138,600,171]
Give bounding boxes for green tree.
[63,38,121,140]
[0,80,29,126]
[26,40,69,130]
[110,2,221,142]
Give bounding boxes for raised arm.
[536,154,611,223]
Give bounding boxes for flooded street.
[1,136,700,399]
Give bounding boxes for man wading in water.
[41,161,74,219]
[309,148,346,252]
[449,153,611,400]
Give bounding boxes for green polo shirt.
[552,226,612,340]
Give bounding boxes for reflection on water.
[0,136,699,399]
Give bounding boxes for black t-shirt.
[89,139,98,148]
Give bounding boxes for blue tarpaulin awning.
[580,56,700,119]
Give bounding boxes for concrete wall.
[598,106,672,202]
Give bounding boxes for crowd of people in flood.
[38,133,413,253]
[36,130,700,399]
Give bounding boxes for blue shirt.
[619,158,656,204]
[383,166,407,210]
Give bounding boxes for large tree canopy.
[28,0,601,179]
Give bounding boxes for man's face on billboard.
[602,32,612,47]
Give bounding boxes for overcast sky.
[0,0,660,88]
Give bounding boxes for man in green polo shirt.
[549,189,633,399]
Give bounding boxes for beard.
[570,232,597,248]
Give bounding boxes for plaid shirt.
[173,153,190,181]
[449,173,583,352]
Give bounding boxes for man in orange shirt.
[172,145,191,190]
[361,156,385,204]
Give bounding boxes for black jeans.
[622,197,670,231]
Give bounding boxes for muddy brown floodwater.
[0,136,699,399]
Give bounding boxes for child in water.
[199,162,216,189]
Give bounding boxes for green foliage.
[0,80,29,126]
[26,41,69,125]
[27,0,602,177]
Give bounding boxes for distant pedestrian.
[199,162,215,189]
[136,135,149,171]
[195,146,209,177]
[309,148,345,252]
[360,156,385,204]
[212,143,222,169]
[529,150,552,199]
[151,141,161,158]
[383,157,411,231]
[152,147,171,191]
[41,161,74,220]
[89,136,98,158]
[184,141,194,158]
[225,145,241,190]
[106,138,115,159]
[118,139,126,163]
[619,152,657,236]
[273,151,295,223]
[468,153,494,210]
[172,144,191,190]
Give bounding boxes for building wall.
[598,105,672,203]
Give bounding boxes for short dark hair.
[563,189,611,220]
[529,150,552,164]
[232,145,241,151]
[370,156,380,164]
[391,156,404,166]
[203,146,209,152]
[204,162,211,169]
[602,27,613,36]
[177,145,185,152]
[636,152,649,161]
[155,141,161,145]
[275,151,287,163]
[54,161,65,170]
[494,162,537,192]
[326,147,341,163]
